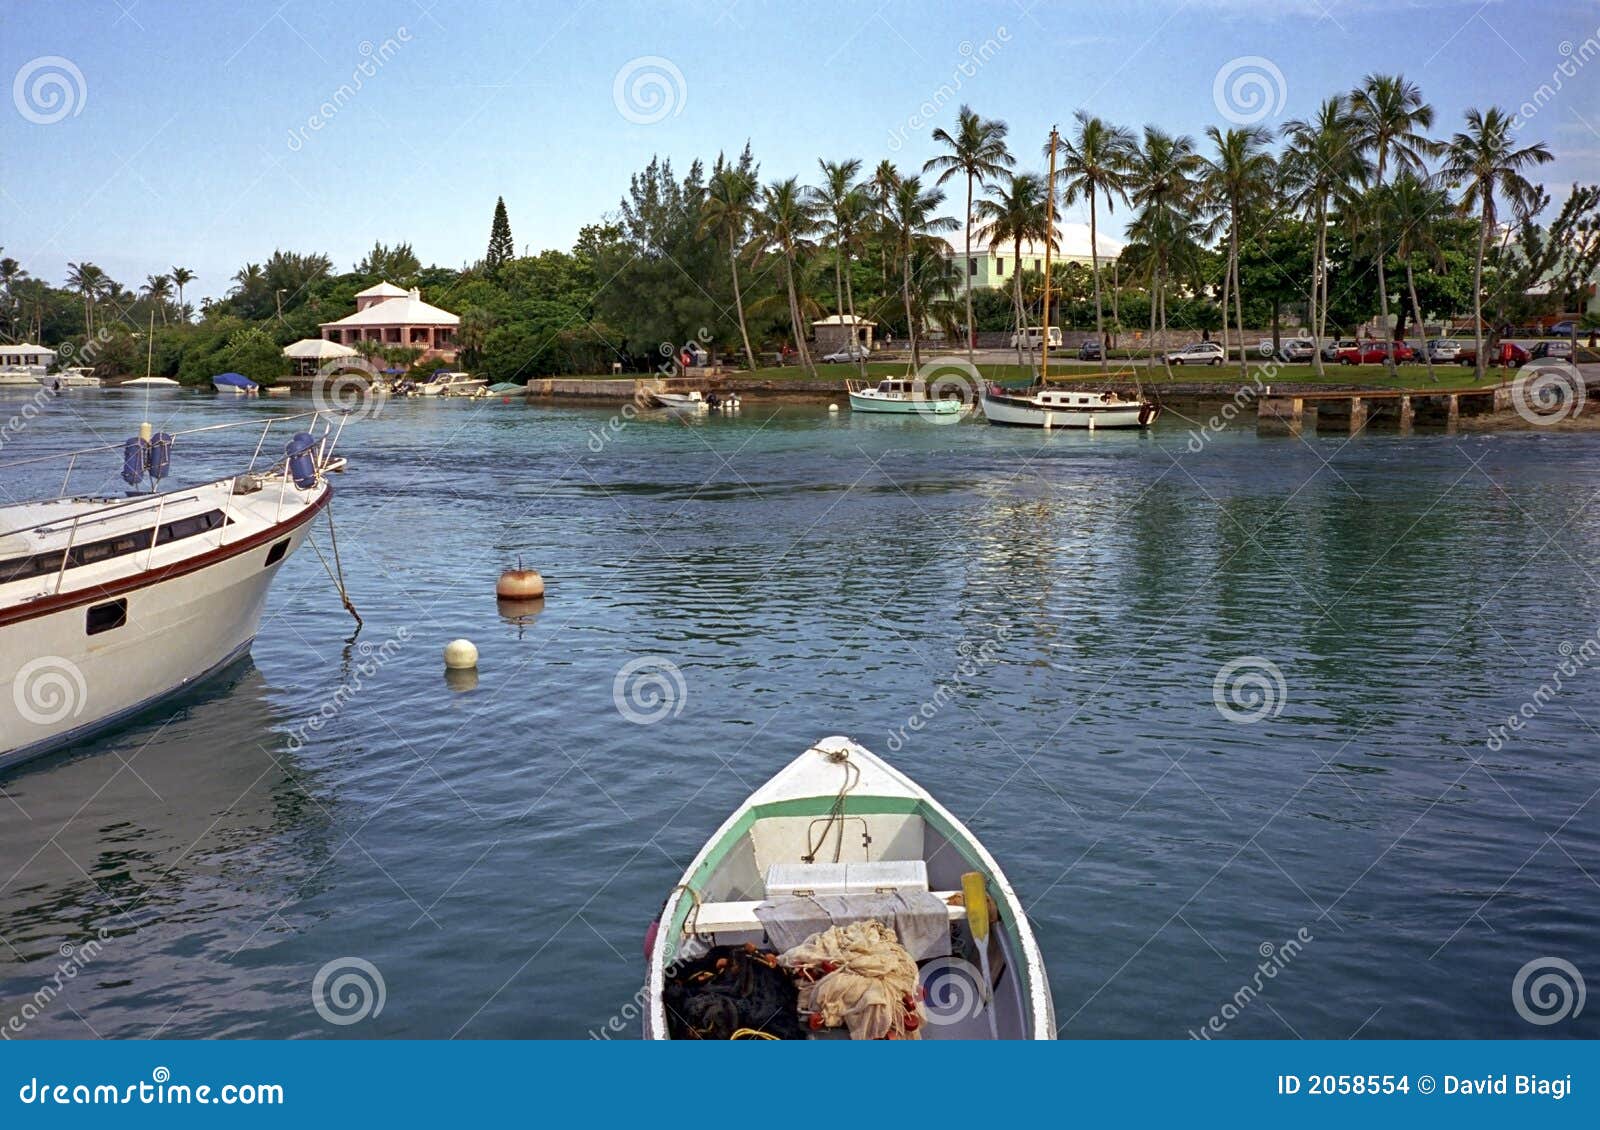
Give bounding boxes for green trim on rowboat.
[663,795,1029,983]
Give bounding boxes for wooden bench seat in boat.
[690,892,966,935]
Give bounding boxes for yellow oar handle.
[962,871,990,944]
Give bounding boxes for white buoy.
[496,567,545,600]
[443,639,479,669]
[828,403,839,413]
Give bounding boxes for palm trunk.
[1407,262,1435,384]
[1311,194,1326,378]
[1012,236,1026,370]
[964,173,975,364]
[902,249,919,372]
[730,245,756,371]
[1472,202,1489,383]
[1218,248,1231,363]
[1375,248,1396,378]
[1231,216,1247,379]
[1158,261,1174,380]
[1090,187,1107,376]
[784,253,814,378]
[1147,264,1160,372]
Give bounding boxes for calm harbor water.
[1,388,1596,1039]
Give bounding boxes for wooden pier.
[1257,385,1510,435]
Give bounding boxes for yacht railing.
[0,409,347,549]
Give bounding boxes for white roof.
[946,222,1126,261]
[354,281,410,299]
[321,291,459,328]
[0,342,56,358]
[283,337,359,359]
[812,314,877,326]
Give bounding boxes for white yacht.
[979,383,1160,429]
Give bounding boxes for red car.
[1336,341,1415,365]
[1455,341,1529,368]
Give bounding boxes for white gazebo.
[283,337,360,376]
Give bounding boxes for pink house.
[320,281,460,362]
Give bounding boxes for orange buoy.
[496,566,545,600]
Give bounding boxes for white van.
[1009,326,1062,350]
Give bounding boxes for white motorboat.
[39,367,102,390]
[645,736,1055,1040]
[211,372,260,395]
[648,389,709,412]
[115,376,182,390]
[847,378,963,416]
[416,371,486,397]
[0,411,348,773]
[979,383,1160,429]
[0,369,44,388]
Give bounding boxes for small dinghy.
[648,389,709,412]
[645,736,1054,1040]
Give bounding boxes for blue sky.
[2,0,1598,302]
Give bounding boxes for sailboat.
[980,127,1160,431]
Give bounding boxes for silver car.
[1425,339,1462,362]
[1164,341,1225,366]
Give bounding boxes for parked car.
[1258,338,1315,362]
[1324,339,1357,362]
[821,345,869,363]
[1456,341,1529,368]
[1547,320,1577,337]
[1337,341,1415,365]
[1425,339,1462,362]
[1010,326,1062,350]
[1164,341,1226,366]
[1077,339,1103,360]
[1530,339,1572,361]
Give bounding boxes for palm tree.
[1349,74,1440,375]
[1127,127,1204,377]
[924,105,1014,362]
[1057,111,1135,375]
[888,175,959,370]
[1381,172,1453,382]
[974,171,1053,367]
[1440,106,1554,380]
[65,261,106,336]
[757,176,821,377]
[814,158,874,372]
[700,162,761,371]
[1280,97,1366,376]
[142,273,173,324]
[1202,125,1276,378]
[169,267,195,322]
[869,160,901,283]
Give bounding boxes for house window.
[1033,259,1040,271]
[968,258,978,277]
[997,258,1006,276]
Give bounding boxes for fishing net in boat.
[780,919,925,1040]
[662,944,809,1041]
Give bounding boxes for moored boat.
[211,371,259,395]
[980,383,1160,428]
[39,367,102,390]
[416,371,486,397]
[0,411,346,773]
[645,735,1055,1039]
[648,389,709,412]
[847,377,963,416]
[115,376,182,390]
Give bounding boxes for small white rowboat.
[645,736,1055,1039]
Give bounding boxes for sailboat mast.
[1042,126,1058,385]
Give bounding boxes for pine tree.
[486,196,513,274]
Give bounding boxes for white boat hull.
[0,489,326,772]
[847,391,963,416]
